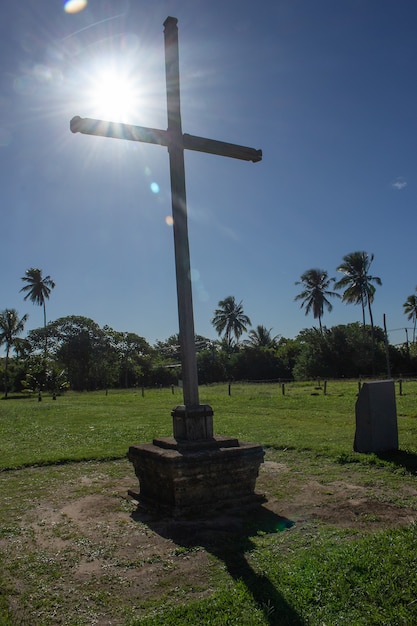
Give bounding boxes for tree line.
[1,257,417,396]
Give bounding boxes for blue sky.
[1,0,416,348]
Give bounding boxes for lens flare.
[150,182,160,194]
[165,216,174,226]
[64,0,88,14]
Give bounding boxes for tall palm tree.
[20,268,55,357]
[0,309,28,398]
[403,291,417,343]
[211,296,251,346]
[334,251,382,375]
[334,252,381,329]
[244,325,279,349]
[294,268,340,332]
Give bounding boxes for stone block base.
[128,436,265,518]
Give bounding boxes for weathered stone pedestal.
[128,405,265,517]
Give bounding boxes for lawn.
[1,380,417,625]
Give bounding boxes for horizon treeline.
[1,313,416,395]
[2,258,417,395]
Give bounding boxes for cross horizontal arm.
[70,117,262,163]
[183,133,262,163]
[70,116,169,147]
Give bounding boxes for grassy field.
[1,380,417,624]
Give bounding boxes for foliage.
[244,325,279,349]
[154,333,181,363]
[20,268,55,312]
[232,346,290,381]
[295,268,340,332]
[396,341,417,377]
[21,356,70,395]
[275,338,301,377]
[0,308,28,398]
[197,344,228,384]
[212,296,251,346]
[50,316,108,390]
[104,327,153,388]
[4,317,411,391]
[335,252,382,375]
[20,268,55,357]
[403,290,417,343]
[335,252,381,323]
[293,323,388,380]
[25,316,154,391]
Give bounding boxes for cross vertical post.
[70,16,262,444]
[163,17,199,409]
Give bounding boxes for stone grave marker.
[354,380,398,453]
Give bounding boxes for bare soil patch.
[2,458,417,625]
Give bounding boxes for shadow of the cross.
[376,449,417,474]
[131,503,304,625]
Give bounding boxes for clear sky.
[1,0,416,348]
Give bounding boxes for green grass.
[135,524,417,625]
[0,389,172,469]
[1,380,416,469]
[1,380,417,625]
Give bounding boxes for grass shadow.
[131,504,304,625]
[377,449,417,474]
[1,394,35,400]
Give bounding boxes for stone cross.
[70,17,261,440]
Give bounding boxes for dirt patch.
[2,458,417,625]
[263,476,416,530]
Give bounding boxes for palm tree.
[403,291,417,343]
[334,251,382,375]
[0,309,28,398]
[244,325,279,349]
[334,252,381,329]
[294,268,340,332]
[211,296,251,346]
[20,268,55,357]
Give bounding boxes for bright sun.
[87,65,141,123]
